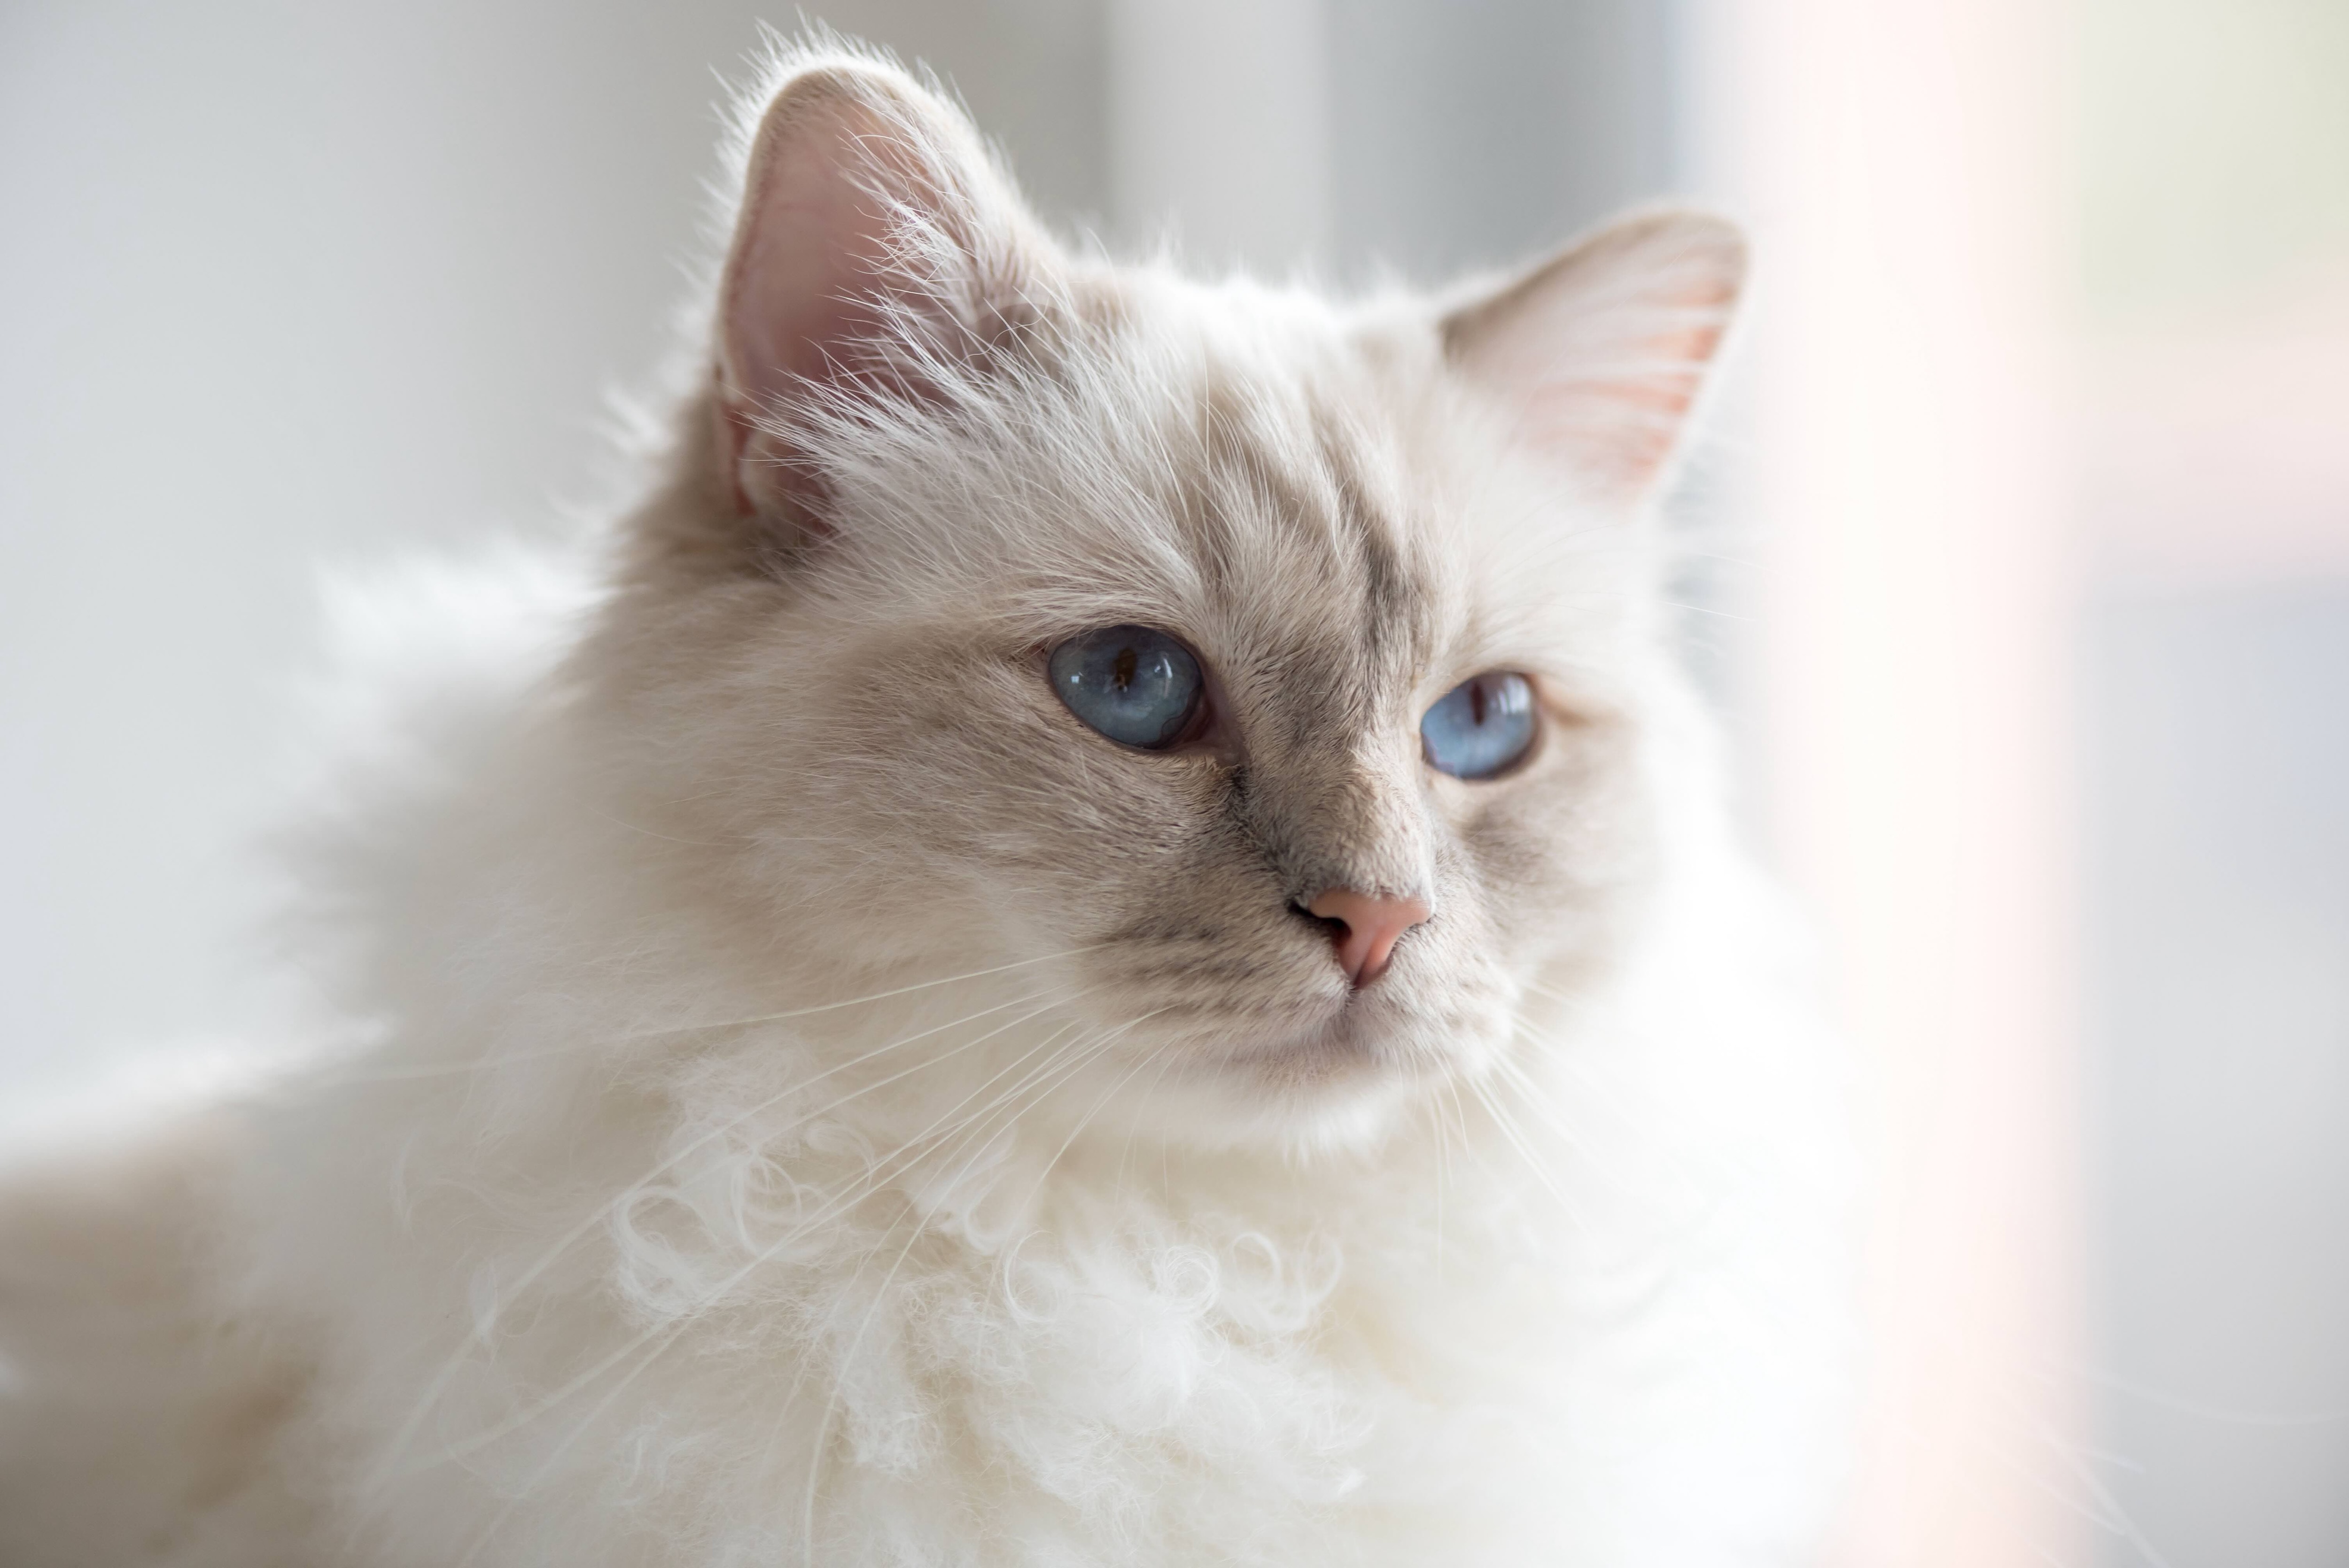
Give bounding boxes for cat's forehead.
[1161,317,1444,665]
[814,268,1641,714]
[988,276,1633,687]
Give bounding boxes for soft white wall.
[2071,6,2349,1564]
[1326,0,1677,282]
[1107,0,1333,271]
[2082,590,2349,1568]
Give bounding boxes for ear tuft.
[710,45,1058,531]
[1441,210,1747,500]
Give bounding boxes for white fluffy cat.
[0,37,1853,1567]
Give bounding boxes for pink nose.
[1305,888,1432,989]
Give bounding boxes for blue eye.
[1421,672,1538,779]
[1049,625,1206,750]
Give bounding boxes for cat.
[0,34,1854,1568]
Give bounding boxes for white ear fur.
[712,55,1058,526]
[1441,210,1746,500]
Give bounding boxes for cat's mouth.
[1222,1016,1372,1079]
[1079,921,1501,1108]
[1208,987,1437,1090]
[1073,955,1511,1147]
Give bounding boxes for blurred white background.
[2,2,2343,1563]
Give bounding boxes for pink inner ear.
[1446,214,1745,499]
[1514,288,1731,490]
[705,65,1058,529]
[713,85,956,522]
[722,104,909,417]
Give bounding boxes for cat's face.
[588,54,1739,1148]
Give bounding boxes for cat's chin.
[1217,1008,1396,1090]
[1089,1002,1501,1157]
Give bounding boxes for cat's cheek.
[1427,735,1654,976]
[831,669,1238,946]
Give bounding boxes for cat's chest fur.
[220,804,1835,1568]
[264,1000,1694,1567]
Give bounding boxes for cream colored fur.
[0,36,1853,1567]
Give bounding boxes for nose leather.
[1305,888,1432,989]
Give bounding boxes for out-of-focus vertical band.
[1687,1,2085,1562]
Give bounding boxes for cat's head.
[582,44,1742,1149]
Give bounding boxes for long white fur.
[0,32,1854,1568]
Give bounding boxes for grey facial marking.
[1315,410,1427,668]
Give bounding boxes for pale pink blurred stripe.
[2083,275,2349,590]
[1692,1,2085,1562]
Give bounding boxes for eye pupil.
[1421,671,1536,779]
[1049,626,1205,751]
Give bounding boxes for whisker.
[417,999,1120,1492]
[1505,1013,1757,1206]
[1013,1018,1172,1220]
[2063,1364,2346,1429]
[2010,1406,2176,1568]
[569,1019,1141,1560]
[584,807,734,849]
[407,995,1083,1477]
[1489,1046,1689,1209]
[467,1017,1105,1568]
[609,945,1106,1042]
[322,946,1107,1088]
[1466,1076,1589,1228]
[1500,1017,1682,1159]
[1486,1051,1612,1165]
[1429,1077,1459,1274]
[751,1017,1095,1491]
[1660,597,1753,623]
[794,1018,1153,1559]
[1113,1045,1183,1201]
[367,981,1082,1494]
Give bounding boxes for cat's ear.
[1440,210,1745,501]
[710,53,1059,532]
